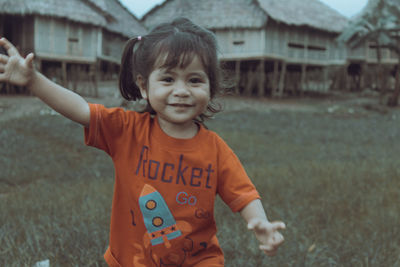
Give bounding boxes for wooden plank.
[343,63,349,91]
[257,59,265,96]
[244,68,255,96]
[61,61,67,87]
[360,62,366,90]
[92,62,99,97]
[277,61,287,97]
[234,60,241,94]
[272,60,279,96]
[300,64,306,94]
[323,66,328,91]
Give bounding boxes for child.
[0,18,285,266]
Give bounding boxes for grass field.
[1,96,400,266]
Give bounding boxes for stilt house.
[339,0,400,91]
[142,0,348,96]
[0,0,147,95]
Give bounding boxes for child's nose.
[173,81,190,96]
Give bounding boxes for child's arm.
[0,38,90,127]
[240,199,285,256]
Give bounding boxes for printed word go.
[176,191,197,206]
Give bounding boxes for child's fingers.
[259,244,278,256]
[271,221,286,231]
[0,37,20,57]
[248,219,286,233]
[247,218,271,232]
[0,54,8,64]
[247,218,263,230]
[25,53,35,68]
[273,231,285,246]
[259,232,284,256]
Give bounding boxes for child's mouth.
[169,103,193,107]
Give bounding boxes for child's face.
[139,55,210,129]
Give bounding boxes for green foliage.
[339,0,400,52]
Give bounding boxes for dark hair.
[119,17,222,121]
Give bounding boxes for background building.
[0,0,147,95]
[142,0,349,97]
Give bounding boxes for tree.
[338,0,400,106]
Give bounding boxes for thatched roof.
[0,0,147,38]
[142,0,348,33]
[86,0,147,37]
[142,0,267,30]
[257,0,348,33]
[0,0,107,26]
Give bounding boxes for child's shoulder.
[201,126,232,150]
[91,103,148,116]
[89,103,152,125]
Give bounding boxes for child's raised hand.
[0,37,35,86]
[247,218,285,256]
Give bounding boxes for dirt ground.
[0,80,395,123]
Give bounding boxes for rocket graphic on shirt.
[139,184,182,247]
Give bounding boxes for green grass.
[1,103,400,266]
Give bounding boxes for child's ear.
[136,75,148,99]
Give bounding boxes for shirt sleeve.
[217,145,260,213]
[84,103,134,156]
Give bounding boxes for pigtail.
[119,36,142,101]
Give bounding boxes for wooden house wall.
[265,22,346,65]
[213,22,346,66]
[347,41,398,64]
[347,45,365,61]
[264,24,285,57]
[100,30,126,64]
[34,16,97,63]
[365,42,397,63]
[214,28,265,60]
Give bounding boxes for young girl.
[0,18,285,267]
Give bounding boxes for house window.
[232,30,245,46]
[288,42,305,49]
[233,40,245,45]
[68,23,81,55]
[307,45,326,51]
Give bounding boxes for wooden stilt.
[72,64,78,92]
[323,66,328,91]
[61,61,67,88]
[360,62,365,90]
[300,64,306,95]
[244,69,254,96]
[92,61,99,97]
[257,59,265,97]
[278,61,287,97]
[343,63,349,91]
[235,60,241,95]
[272,60,279,96]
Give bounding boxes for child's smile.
[140,55,210,138]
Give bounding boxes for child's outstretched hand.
[247,218,285,256]
[0,37,35,86]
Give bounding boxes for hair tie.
[138,36,142,41]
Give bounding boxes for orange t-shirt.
[84,103,260,267]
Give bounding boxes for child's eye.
[161,77,174,83]
[189,77,203,84]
